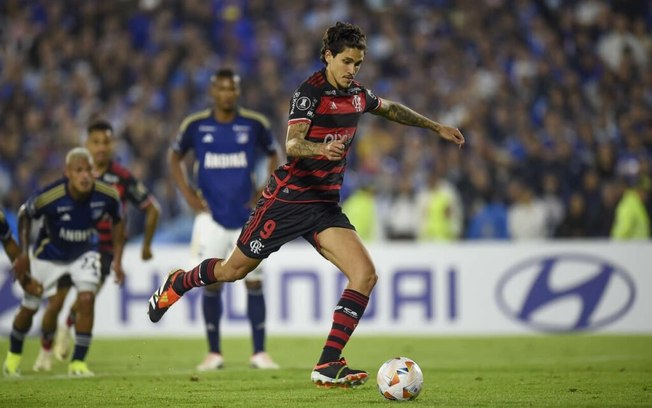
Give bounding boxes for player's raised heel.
[148,269,184,323]
[310,357,368,388]
[54,325,73,361]
[33,348,53,372]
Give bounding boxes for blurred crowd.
[0,0,650,242]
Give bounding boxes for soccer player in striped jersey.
[1,209,42,296]
[169,68,280,370]
[2,148,124,377]
[44,120,160,362]
[148,22,465,387]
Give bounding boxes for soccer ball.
[376,357,423,401]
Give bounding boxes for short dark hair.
[87,119,113,135]
[211,68,240,84]
[320,21,367,64]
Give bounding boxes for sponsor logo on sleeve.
[296,96,311,111]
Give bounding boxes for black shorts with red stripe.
[237,197,354,259]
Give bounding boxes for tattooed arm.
[372,98,465,146]
[286,121,344,161]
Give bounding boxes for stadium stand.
[0,0,650,240]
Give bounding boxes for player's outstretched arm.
[168,149,208,212]
[17,204,31,255]
[251,150,281,207]
[111,218,127,285]
[372,98,465,147]
[15,204,43,296]
[141,198,160,260]
[2,235,20,262]
[286,122,344,161]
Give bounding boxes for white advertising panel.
[0,241,649,336]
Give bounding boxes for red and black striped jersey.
[265,69,381,203]
[95,160,153,253]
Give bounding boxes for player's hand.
[113,263,126,286]
[438,125,465,148]
[12,254,43,296]
[185,191,209,213]
[322,141,346,161]
[20,275,43,297]
[141,245,153,261]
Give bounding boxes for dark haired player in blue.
[1,209,42,296]
[2,148,124,377]
[150,22,464,387]
[169,68,280,370]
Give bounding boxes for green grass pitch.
[1,335,651,407]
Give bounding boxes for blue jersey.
[172,108,277,228]
[24,178,122,262]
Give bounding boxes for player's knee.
[356,263,377,292]
[348,263,377,293]
[370,269,378,287]
[13,307,36,332]
[364,265,378,290]
[22,295,42,312]
[18,306,37,318]
[76,292,95,309]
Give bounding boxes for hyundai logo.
[496,254,636,332]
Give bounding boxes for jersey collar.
[320,69,362,96]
